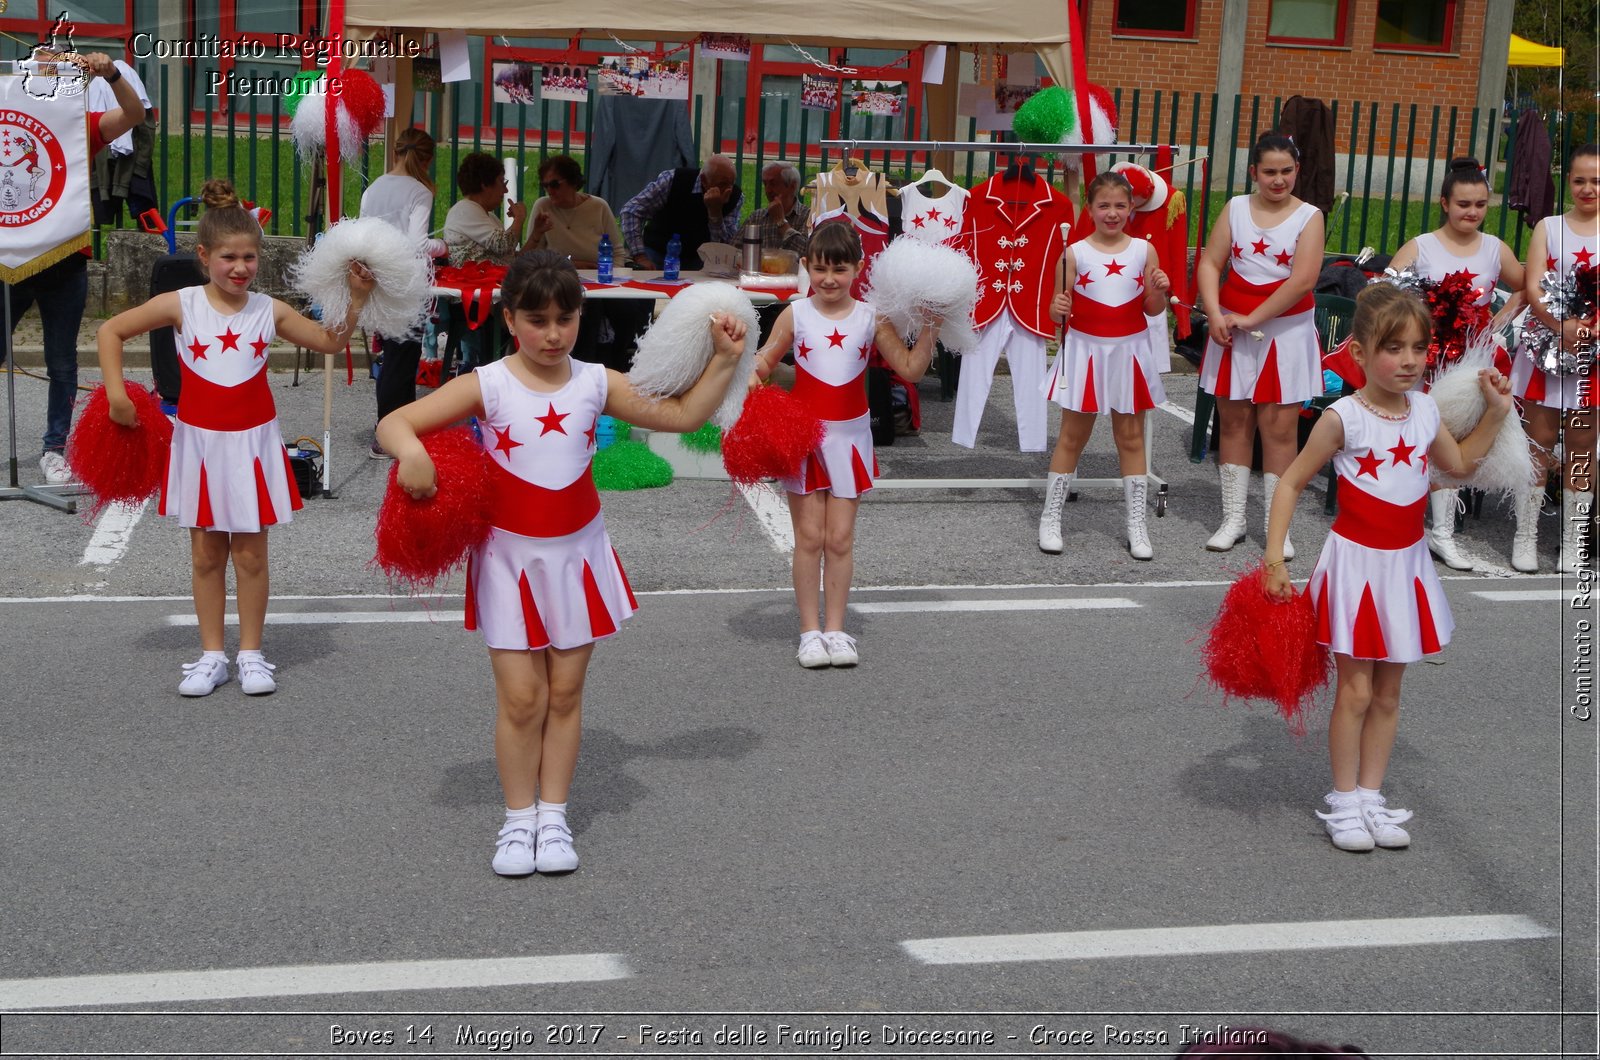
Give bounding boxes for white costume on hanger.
[899,182,967,245]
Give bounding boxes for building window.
[1267,0,1350,46]
[1375,0,1456,52]
[1113,0,1195,39]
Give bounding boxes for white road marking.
[853,598,1140,614]
[1471,589,1570,602]
[1157,400,1196,425]
[736,481,794,553]
[874,477,1039,489]
[77,500,148,569]
[902,914,1553,965]
[0,953,629,1010]
[165,611,465,626]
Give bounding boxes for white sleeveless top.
[899,183,967,243]
[1414,232,1504,307]
[1226,196,1318,285]
[1540,214,1599,276]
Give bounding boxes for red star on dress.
[1273,249,1293,267]
[1447,267,1476,284]
[1548,255,1559,272]
[1577,247,1595,267]
[1076,271,1093,290]
[1420,452,1428,473]
[944,216,958,230]
[1231,243,1244,259]
[217,327,241,352]
[825,328,848,348]
[490,424,522,458]
[535,403,569,436]
[1388,436,1416,466]
[858,342,871,360]
[927,207,942,220]
[1355,448,1385,479]
[911,214,927,229]
[1251,238,1270,256]
[584,419,598,448]
[1104,259,1126,276]
[1135,273,1146,289]
[795,340,812,360]
[186,337,209,361]
[250,336,270,360]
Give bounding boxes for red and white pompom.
[291,68,386,164]
[627,281,759,429]
[1200,566,1332,736]
[289,217,433,340]
[65,382,174,516]
[720,385,824,486]
[373,427,493,588]
[1059,84,1118,173]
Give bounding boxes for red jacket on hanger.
[958,171,1076,338]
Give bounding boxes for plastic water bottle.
[663,233,682,281]
[597,233,613,284]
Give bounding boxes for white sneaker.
[823,630,859,667]
[1358,793,1414,849]
[39,451,72,485]
[796,631,831,669]
[237,654,277,695]
[1314,792,1375,852]
[492,819,537,876]
[178,655,229,697]
[535,818,579,874]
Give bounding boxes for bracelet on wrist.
[104,65,122,84]
[1264,558,1287,569]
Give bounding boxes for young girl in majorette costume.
[1515,143,1599,574]
[1264,284,1512,851]
[1196,134,1326,559]
[97,178,374,698]
[752,222,941,669]
[378,251,745,877]
[1388,157,1526,571]
[1037,170,1172,560]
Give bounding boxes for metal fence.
[125,74,1597,266]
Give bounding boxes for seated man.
[740,160,810,258]
[619,153,742,271]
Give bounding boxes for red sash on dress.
[1331,477,1426,549]
[177,361,276,431]
[1220,272,1314,317]
[486,459,602,538]
[792,368,868,421]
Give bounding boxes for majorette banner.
[0,69,92,282]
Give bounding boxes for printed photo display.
[490,62,537,104]
[801,74,839,112]
[540,64,591,102]
[597,56,690,100]
[697,34,752,62]
[850,80,904,117]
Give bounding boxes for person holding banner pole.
[2,51,145,486]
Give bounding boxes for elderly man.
[619,153,742,271]
[741,161,809,257]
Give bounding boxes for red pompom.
[1200,566,1332,735]
[1423,270,1493,373]
[337,69,387,137]
[720,385,825,486]
[65,383,173,515]
[1086,82,1118,131]
[373,427,493,587]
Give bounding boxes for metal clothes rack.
[817,138,1173,517]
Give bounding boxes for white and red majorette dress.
[1199,196,1324,404]
[161,287,302,532]
[465,359,637,651]
[1308,392,1453,663]
[1043,238,1166,414]
[1511,214,1598,410]
[898,183,966,245]
[778,299,879,499]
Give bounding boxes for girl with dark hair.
[377,251,747,877]
[96,179,375,697]
[1514,143,1599,574]
[1264,284,1512,851]
[1387,157,1526,569]
[1196,134,1326,560]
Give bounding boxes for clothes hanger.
[905,166,962,198]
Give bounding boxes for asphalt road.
[0,364,1594,1059]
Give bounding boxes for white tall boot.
[1559,489,1595,573]
[1511,486,1542,574]
[1123,475,1153,560]
[1206,464,1250,551]
[1427,488,1472,570]
[1038,471,1073,554]
[1261,472,1295,560]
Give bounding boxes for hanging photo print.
[540,64,590,102]
[412,58,442,93]
[698,34,751,62]
[850,81,903,117]
[801,74,838,112]
[597,56,689,100]
[491,62,537,104]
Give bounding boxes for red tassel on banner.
[1200,565,1332,735]
[65,383,174,516]
[373,427,493,587]
[720,386,825,486]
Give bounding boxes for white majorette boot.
[1427,488,1472,570]
[1511,485,1542,573]
[1559,489,1595,574]
[1261,471,1294,561]
[1039,470,1072,554]
[1123,476,1153,560]
[1206,464,1250,552]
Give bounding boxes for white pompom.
[289,217,433,340]
[333,103,366,163]
[1429,338,1538,494]
[863,236,980,353]
[627,282,759,429]
[290,97,326,160]
[1060,96,1117,173]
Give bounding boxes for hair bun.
[1448,156,1483,173]
[199,177,239,210]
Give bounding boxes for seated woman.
[440,152,539,371]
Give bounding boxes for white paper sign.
[439,29,471,84]
[921,44,947,84]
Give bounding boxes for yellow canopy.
[1508,34,1564,68]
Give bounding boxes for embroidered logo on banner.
[0,64,92,281]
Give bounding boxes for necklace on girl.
[1354,389,1410,422]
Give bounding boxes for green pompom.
[608,417,633,442]
[679,422,723,454]
[1012,85,1074,144]
[284,70,326,118]
[593,440,673,490]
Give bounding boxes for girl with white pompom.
[97,178,375,698]
[751,222,942,670]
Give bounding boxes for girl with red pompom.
[97,178,374,698]
[1388,157,1526,571]
[377,250,745,878]
[1262,284,1512,852]
[751,221,942,669]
